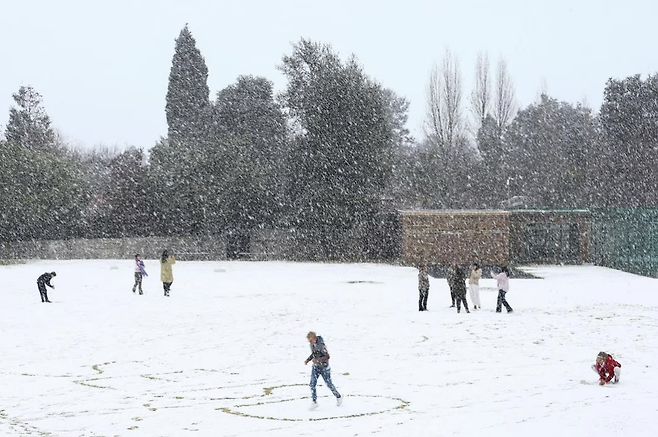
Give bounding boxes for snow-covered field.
[1,260,657,437]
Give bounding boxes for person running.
[36,272,56,303]
[469,262,482,310]
[418,264,430,311]
[491,266,513,313]
[304,331,342,410]
[160,250,176,297]
[132,254,148,295]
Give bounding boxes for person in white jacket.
[491,266,513,313]
[468,263,482,310]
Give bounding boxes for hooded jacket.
[305,336,331,368]
[596,354,621,383]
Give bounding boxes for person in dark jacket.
[304,331,342,409]
[418,264,430,311]
[452,262,469,313]
[36,272,56,303]
[448,259,469,312]
[446,259,459,307]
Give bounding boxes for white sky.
[1,0,657,149]
[2,260,657,435]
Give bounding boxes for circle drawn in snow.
[219,394,409,421]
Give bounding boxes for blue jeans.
[310,365,341,402]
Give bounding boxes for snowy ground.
[1,260,657,437]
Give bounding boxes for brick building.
[398,209,590,266]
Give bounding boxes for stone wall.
[0,236,228,261]
[0,226,388,262]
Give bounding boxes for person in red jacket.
[591,351,621,385]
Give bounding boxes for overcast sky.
[1,0,657,149]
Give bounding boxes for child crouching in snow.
[592,351,621,385]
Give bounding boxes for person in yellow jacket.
[160,250,176,297]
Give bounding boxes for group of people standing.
[418,259,514,313]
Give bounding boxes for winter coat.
[595,355,621,383]
[160,257,176,282]
[135,259,148,276]
[491,271,509,291]
[469,267,482,285]
[448,264,467,295]
[305,336,331,368]
[418,270,429,292]
[37,273,55,287]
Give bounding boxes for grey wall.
[0,226,392,262]
[0,236,229,261]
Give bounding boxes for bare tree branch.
[470,51,491,132]
[492,57,518,135]
[425,48,464,149]
[426,63,446,145]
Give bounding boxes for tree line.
[1,26,657,258]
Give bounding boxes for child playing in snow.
[491,266,513,313]
[132,254,148,295]
[592,351,621,385]
[304,331,343,409]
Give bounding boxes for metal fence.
[590,208,658,277]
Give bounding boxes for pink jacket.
[491,272,509,291]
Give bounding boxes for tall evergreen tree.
[154,26,213,235]
[212,76,288,240]
[383,89,417,207]
[279,39,394,259]
[100,147,151,237]
[600,74,658,206]
[504,94,595,208]
[4,86,57,152]
[1,87,91,241]
[165,25,211,145]
[0,141,90,240]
